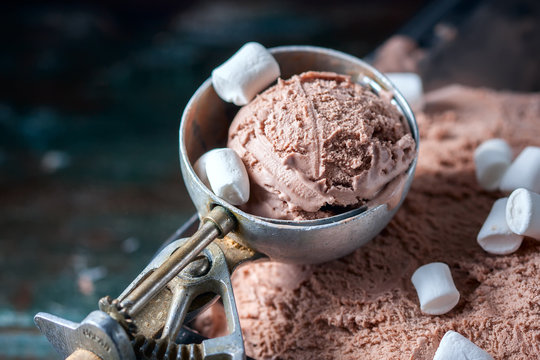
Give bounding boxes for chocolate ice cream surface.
[228,71,416,220]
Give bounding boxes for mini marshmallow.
[212,42,280,106]
[433,331,494,360]
[499,146,540,193]
[411,262,460,315]
[194,153,211,187]
[506,188,540,240]
[477,198,523,254]
[384,72,423,107]
[200,148,250,206]
[474,138,513,191]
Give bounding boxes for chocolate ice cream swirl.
[228,71,416,220]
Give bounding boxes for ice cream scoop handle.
[119,206,236,316]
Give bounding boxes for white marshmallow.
[194,153,211,188]
[199,148,250,206]
[385,72,423,107]
[499,146,540,193]
[411,262,460,315]
[433,331,494,360]
[477,198,523,254]
[474,138,513,191]
[506,188,540,240]
[212,42,280,106]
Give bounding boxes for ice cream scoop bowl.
[180,45,419,264]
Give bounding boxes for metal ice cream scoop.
[34,46,419,360]
[181,45,419,264]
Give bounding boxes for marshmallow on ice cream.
[195,148,250,206]
[228,71,416,220]
[212,42,280,106]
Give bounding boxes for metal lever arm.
[129,241,247,360]
[35,208,258,360]
[118,206,236,317]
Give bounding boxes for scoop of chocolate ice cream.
[227,71,416,220]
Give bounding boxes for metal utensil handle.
[36,211,260,360]
[119,206,236,317]
[130,241,248,360]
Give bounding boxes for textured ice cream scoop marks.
[228,71,416,220]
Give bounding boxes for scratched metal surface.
[0,1,431,358]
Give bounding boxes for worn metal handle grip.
[66,349,101,360]
[119,206,236,316]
